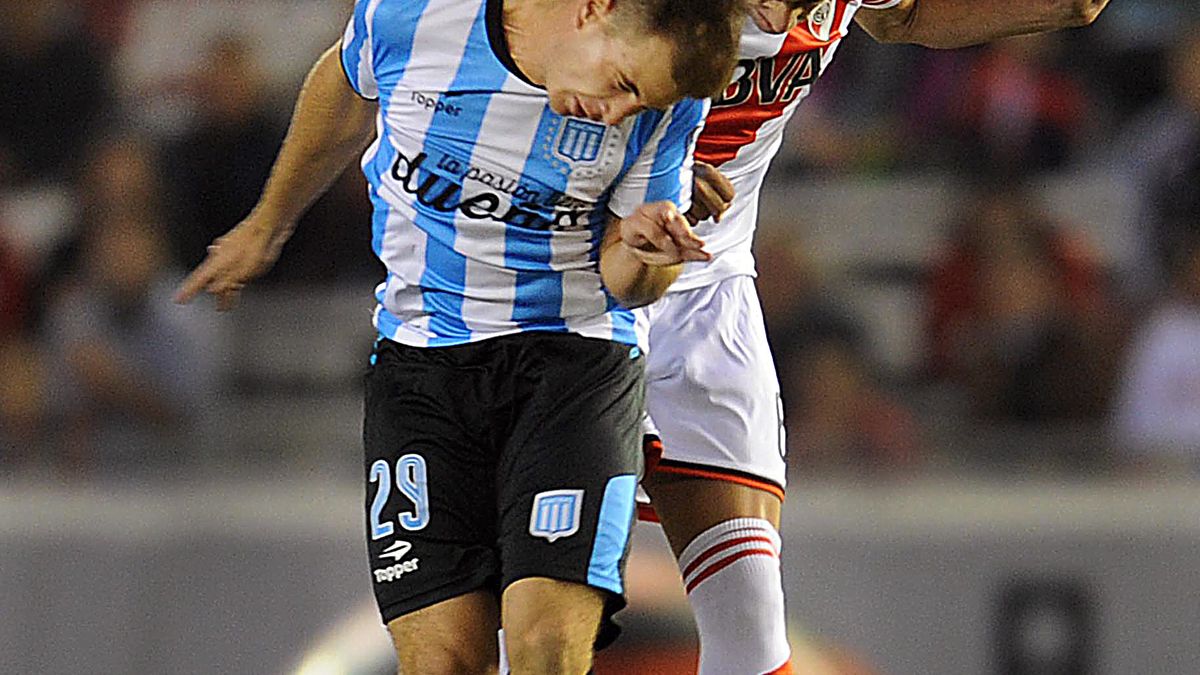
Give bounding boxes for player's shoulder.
[366,0,483,43]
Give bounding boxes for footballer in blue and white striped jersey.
[340,0,708,349]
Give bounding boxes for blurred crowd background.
[3,0,1199,481]
[2,1,1200,673]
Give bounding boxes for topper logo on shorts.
[555,119,606,165]
[529,489,584,542]
[373,540,420,583]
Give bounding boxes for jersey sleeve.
[607,98,709,219]
[857,0,905,9]
[340,0,379,100]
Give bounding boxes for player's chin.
[548,94,582,119]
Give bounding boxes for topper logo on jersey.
[555,119,607,165]
[529,489,584,542]
[713,48,822,109]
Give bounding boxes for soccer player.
[175,0,741,673]
[640,1,1112,673]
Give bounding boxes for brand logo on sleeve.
[808,0,835,41]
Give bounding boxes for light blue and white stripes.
[341,0,703,348]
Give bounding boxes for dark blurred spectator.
[19,133,166,331]
[925,187,1122,422]
[78,133,164,221]
[164,35,376,281]
[1112,226,1200,468]
[0,227,43,466]
[0,338,47,468]
[0,236,30,339]
[757,237,921,476]
[40,207,215,476]
[0,0,111,184]
[949,35,1090,177]
[78,0,139,53]
[1117,28,1200,291]
[164,35,286,269]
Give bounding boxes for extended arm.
[855,0,1110,49]
[176,42,377,309]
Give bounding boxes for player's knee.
[394,645,497,675]
[389,605,499,675]
[504,617,595,675]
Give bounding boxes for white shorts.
[636,274,786,496]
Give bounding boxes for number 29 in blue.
[368,453,430,540]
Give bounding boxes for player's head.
[744,0,822,34]
[541,0,740,124]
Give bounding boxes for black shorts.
[362,332,645,627]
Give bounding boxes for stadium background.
[2,1,1200,673]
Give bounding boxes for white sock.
[677,518,792,675]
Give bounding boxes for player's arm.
[601,98,715,308]
[175,42,376,309]
[600,203,711,309]
[855,0,1110,49]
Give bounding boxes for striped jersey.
[671,0,901,292]
[341,0,705,347]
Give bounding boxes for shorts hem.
[376,569,499,624]
[500,568,625,607]
[653,458,786,501]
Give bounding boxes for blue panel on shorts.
[587,474,637,594]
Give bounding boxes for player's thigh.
[497,334,644,642]
[388,590,500,675]
[644,276,787,488]
[643,472,782,558]
[363,339,501,626]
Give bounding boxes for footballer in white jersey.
[636,2,1111,674]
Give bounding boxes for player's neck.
[500,0,554,86]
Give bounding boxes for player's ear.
[577,0,618,30]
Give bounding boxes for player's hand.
[1068,0,1110,26]
[174,213,288,311]
[686,161,735,225]
[620,201,711,267]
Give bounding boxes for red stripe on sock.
[636,503,660,523]
[681,534,776,579]
[685,548,777,593]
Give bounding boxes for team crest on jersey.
[555,119,607,165]
[807,0,835,41]
[529,489,584,542]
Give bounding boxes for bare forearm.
[858,0,1107,49]
[599,215,682,309]
[600,242,682,309]
[598,204,707,308]
[254,43,376,230]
